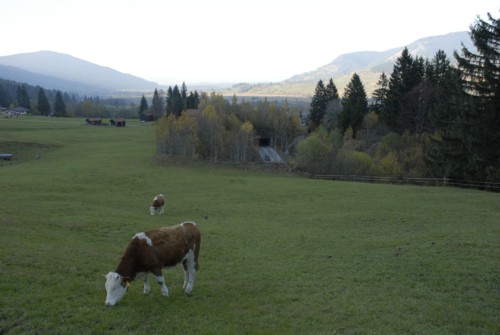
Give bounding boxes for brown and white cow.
[150,194,166,215]
[104,221,201,306]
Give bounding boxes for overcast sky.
[1,0,498,84]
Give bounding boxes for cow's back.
[146,222,200,267]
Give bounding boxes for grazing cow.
[150,194,166,215]
[104,221,201,306]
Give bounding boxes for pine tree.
[380,48,424,133]
[54,91,66,117]
[325,78,339,100]
[186,90,200,109]
[453,12,500,181]
[37,88,51,116]
[152,89,164,120]
[138,95,149,120]
[373,72,389,114]
[309,80,327,130]
[339,73,368,137]
[181,82,188,111]
[171,85,183,117]
[166,87,173,115]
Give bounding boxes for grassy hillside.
[1,117,499,334]
[223,71,382,99]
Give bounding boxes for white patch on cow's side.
[104,272,128,306]
[182,221,197,226]
[182,248,196,294]
[154,275,169,297]
[133,232,153,246]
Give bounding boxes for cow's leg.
[184,249,196,294]
[159,205,164,215]
[135,272,150,294]
[143,274,150,294]
[153,274,169,297]
[182,261,189,290]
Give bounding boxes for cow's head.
[104,272,129,306]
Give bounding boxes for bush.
[296,135,332,175]
[335,150,375,175]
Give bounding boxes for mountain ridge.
[0,50,159,94]
[283,31,472,85]
[0,31,474,97]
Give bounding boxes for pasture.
[0,116,499,334]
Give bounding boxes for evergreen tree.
[166,86,173,115]
[171,85,183,117]
[151,89,164,120]
[309,80,327,130]
[186,90,200,109]
[37,88,51,116]
[16,85,30,109]
[54,91,67,117]
[0,84,12,107]
[325,78,339,100]
[138,95,149,120]
[373,72,389,114]
[453,12,500,181]
[339,73,368,137]
[380,48,424,133]
[193,91,200,108]
[181,82,188,111]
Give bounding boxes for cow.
[104,221,201,306]
[150,194,166,215]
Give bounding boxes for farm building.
[110,118,126,127]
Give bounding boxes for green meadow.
[0,116,498,334]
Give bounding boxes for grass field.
[1,116,499,334]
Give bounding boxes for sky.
[0,0,498,85]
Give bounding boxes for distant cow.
[150,194,166,215]
[104,221,201,306]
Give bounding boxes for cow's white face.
[104,272,128,306]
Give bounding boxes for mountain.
[226,31,474,97]
[0,64,108,94]
[0,32,475,98]
[0,51,159,94]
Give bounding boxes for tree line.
[0,79,73,117]
[0,78,146,119]
[138,83,200,121]
[297,13,499,183]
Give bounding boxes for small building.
[140,113,154,122]
[110,118,126,127]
